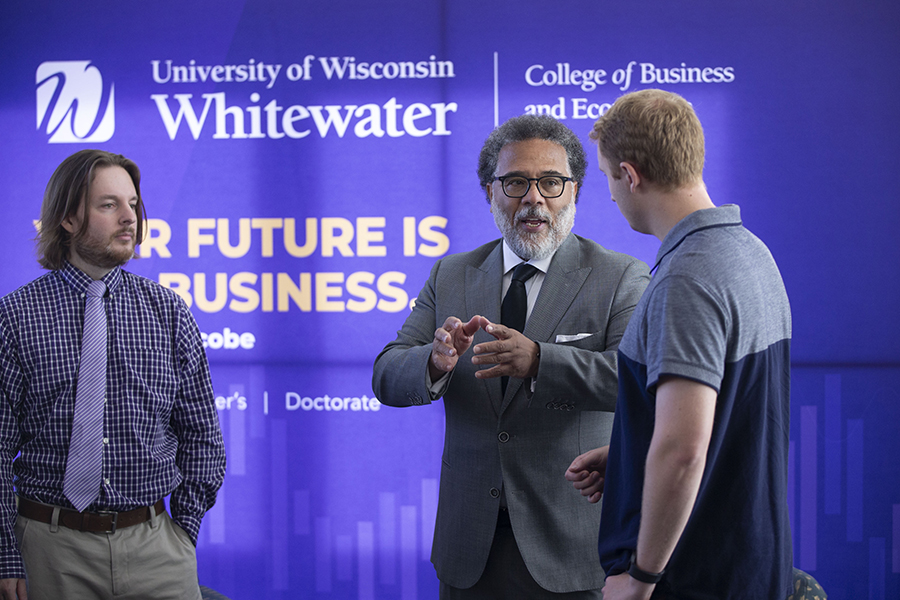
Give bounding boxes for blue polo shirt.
[599,205,793,599]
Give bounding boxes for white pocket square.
[555,333,592,343]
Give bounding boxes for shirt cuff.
[171,513,202,546]
[426,368,451,399]
[0,546,26,580]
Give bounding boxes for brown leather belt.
[17,497,165,534]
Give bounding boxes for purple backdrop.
[1,1,898,598]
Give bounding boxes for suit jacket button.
[498,431,509,443]
[489,488,500,498]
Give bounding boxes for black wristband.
[627,551,665,584]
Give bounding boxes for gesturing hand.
[471,320,540,380]
[429,315,487,380]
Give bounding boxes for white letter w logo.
[36,61,115,143]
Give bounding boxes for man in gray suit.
[372,115,649,598]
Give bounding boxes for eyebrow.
[94,193,138,202]
[498,169,568,177]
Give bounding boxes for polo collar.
[652,204,742,274]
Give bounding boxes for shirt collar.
[57,261,123,297]
[501,240,554,276]
[654,204,742,271]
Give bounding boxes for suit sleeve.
[372,260,444,407]
[531,258,649,412]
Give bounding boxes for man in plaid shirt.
[0,150,226,599]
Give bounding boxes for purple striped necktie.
[63,279,108,512]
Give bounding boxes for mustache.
[516,206,551,221]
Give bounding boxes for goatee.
[71,230,135,270]
[492,200,575,261]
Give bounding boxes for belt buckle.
[95,510,119,534]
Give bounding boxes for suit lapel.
[467,243,504,414]
[466,244,503,326]
[500,235,591,414]
[525,235,590,342]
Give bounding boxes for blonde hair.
[590,89,704,191]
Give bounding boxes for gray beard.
[492,200,575,261]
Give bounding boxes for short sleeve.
[643,274,729,392]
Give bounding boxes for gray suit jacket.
[372,233,650,592]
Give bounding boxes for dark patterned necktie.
[63,279,108,512]
[500,263,539,394]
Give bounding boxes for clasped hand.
[564,446,609,504]
[429,315,539,380]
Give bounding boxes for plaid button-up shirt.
[0,262,226,579]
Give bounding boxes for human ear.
[61,199,85,234]
[620,162,641,192]
[61,213,77,233]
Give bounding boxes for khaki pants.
[15,505,201,600]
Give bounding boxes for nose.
[520,181,545,206]
[120,203,137,224]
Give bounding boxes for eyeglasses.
[494,175,574,199]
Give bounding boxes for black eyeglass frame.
[493,175,575,199]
